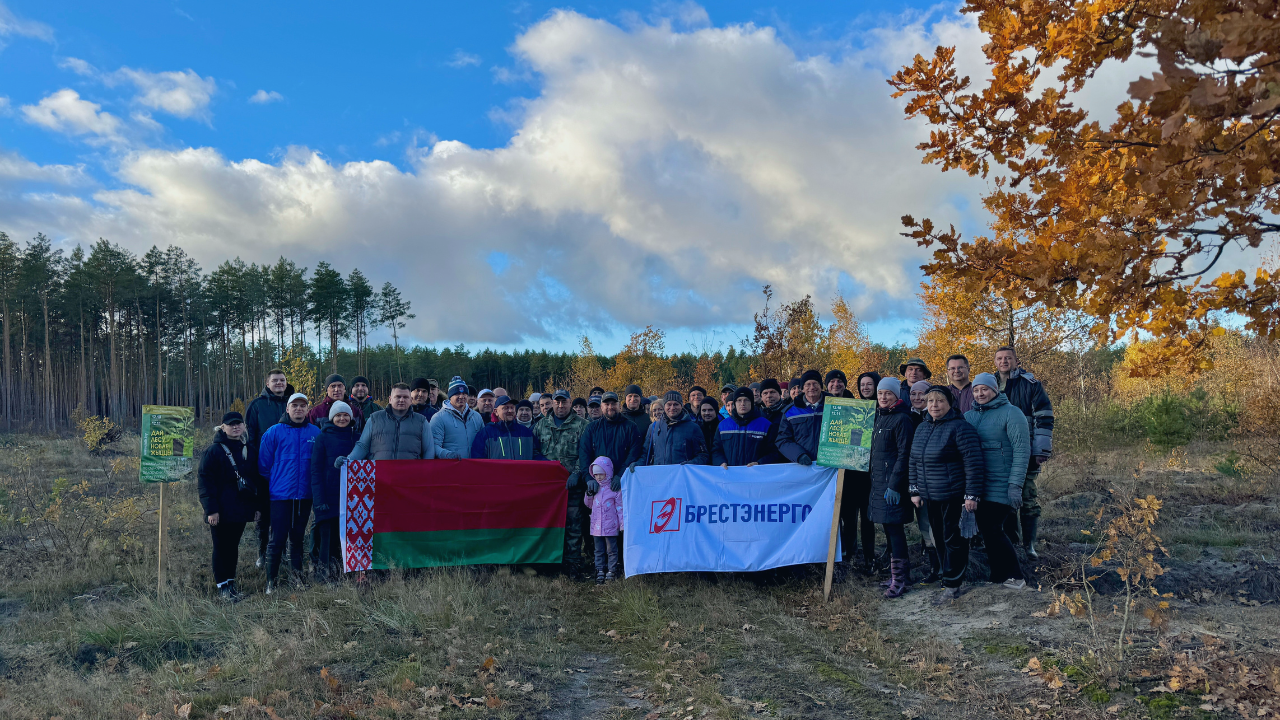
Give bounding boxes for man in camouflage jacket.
[534,389,591,577]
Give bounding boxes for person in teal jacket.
[258,392,321,593]
[963,373,1031,588]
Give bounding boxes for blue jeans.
[593,536,619,577]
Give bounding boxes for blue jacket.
[964,393,1030,505]
[310,421,357,521]
[430,404,485,459]
[578,413,644,479]
[638,411,709,466]
[775,394,826,463]
[470,419,546,460]
[258,416,321,501]
[711,408,778,466]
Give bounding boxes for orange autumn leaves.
[890,0,1280,375]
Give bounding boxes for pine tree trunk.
[41,295,52,432]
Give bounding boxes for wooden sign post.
[141,405,195,597]
[157,482,170,595]
[816,398,876,602]
[823,469,846,601]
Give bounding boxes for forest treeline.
[0,233,841,430]
[0,231,1162,433]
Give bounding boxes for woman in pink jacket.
[584,456,623,584]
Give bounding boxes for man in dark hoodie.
[578,392,644,492]
[697,396,720,451]
[620,384,651,436]
[349,376,381,418]
[244,368,292,568]
[410,377,438,420]
[638,391,708,466]
[759,378,788,425]
[712,386,778,467]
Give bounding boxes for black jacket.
[868,400,916,524]
[711,407,779,466]
[776,394,826,462]
[578,413,645,479]
[310,421,358,522]
[908,407,985,502]
[760,399,788,426]
[620,406,651,437]
[639,411,709,466]
[197,429,261,524]
[245,384,294,455]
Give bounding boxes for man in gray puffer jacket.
[346,383,435,462]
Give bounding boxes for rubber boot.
[884,559,910,598]
[918,546,940,585]
[1022,515,1040,561]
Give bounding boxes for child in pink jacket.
[584,456,623,584]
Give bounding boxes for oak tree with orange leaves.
[889,0,1279,373]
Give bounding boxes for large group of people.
[197,345,1054,603]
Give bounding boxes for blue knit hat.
[447,376,468,398]
[973,372,999,392]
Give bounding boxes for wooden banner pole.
[157,482,170,596]
[823,468,846,602]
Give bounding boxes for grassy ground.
[0,432,1276,719]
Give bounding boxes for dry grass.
[0,428,1277,719]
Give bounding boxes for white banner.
[621,464,841,576]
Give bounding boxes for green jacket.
[534,412,589,488]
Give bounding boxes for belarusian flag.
[341,459,569,571]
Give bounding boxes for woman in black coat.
[908,385,985,603]
[310,402,359,579]
[838,371,882,574]
[868,378,916,598]
[197,411,261,601]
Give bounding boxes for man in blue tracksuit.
[471,395,546,460]
[712,386,779,467]
[258,392,320,593]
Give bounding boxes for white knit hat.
[329,400,353,420]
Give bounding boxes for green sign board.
[816,397,876,471]
[141,405,195,483]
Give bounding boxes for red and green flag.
[341,459,569,571]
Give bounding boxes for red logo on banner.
[650,497,682,533]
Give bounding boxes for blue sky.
[1,0,989,355]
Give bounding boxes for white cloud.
[110,67,216,120]
[249,89,283,104]
[20,89,123,144]
[2,9,998,344]
[0,149,89,185]
[0,1,52,41]
[447,50,481,68]
[58,56,97,76]
[0,96,9,116]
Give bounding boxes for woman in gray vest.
[343,382,436,462]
